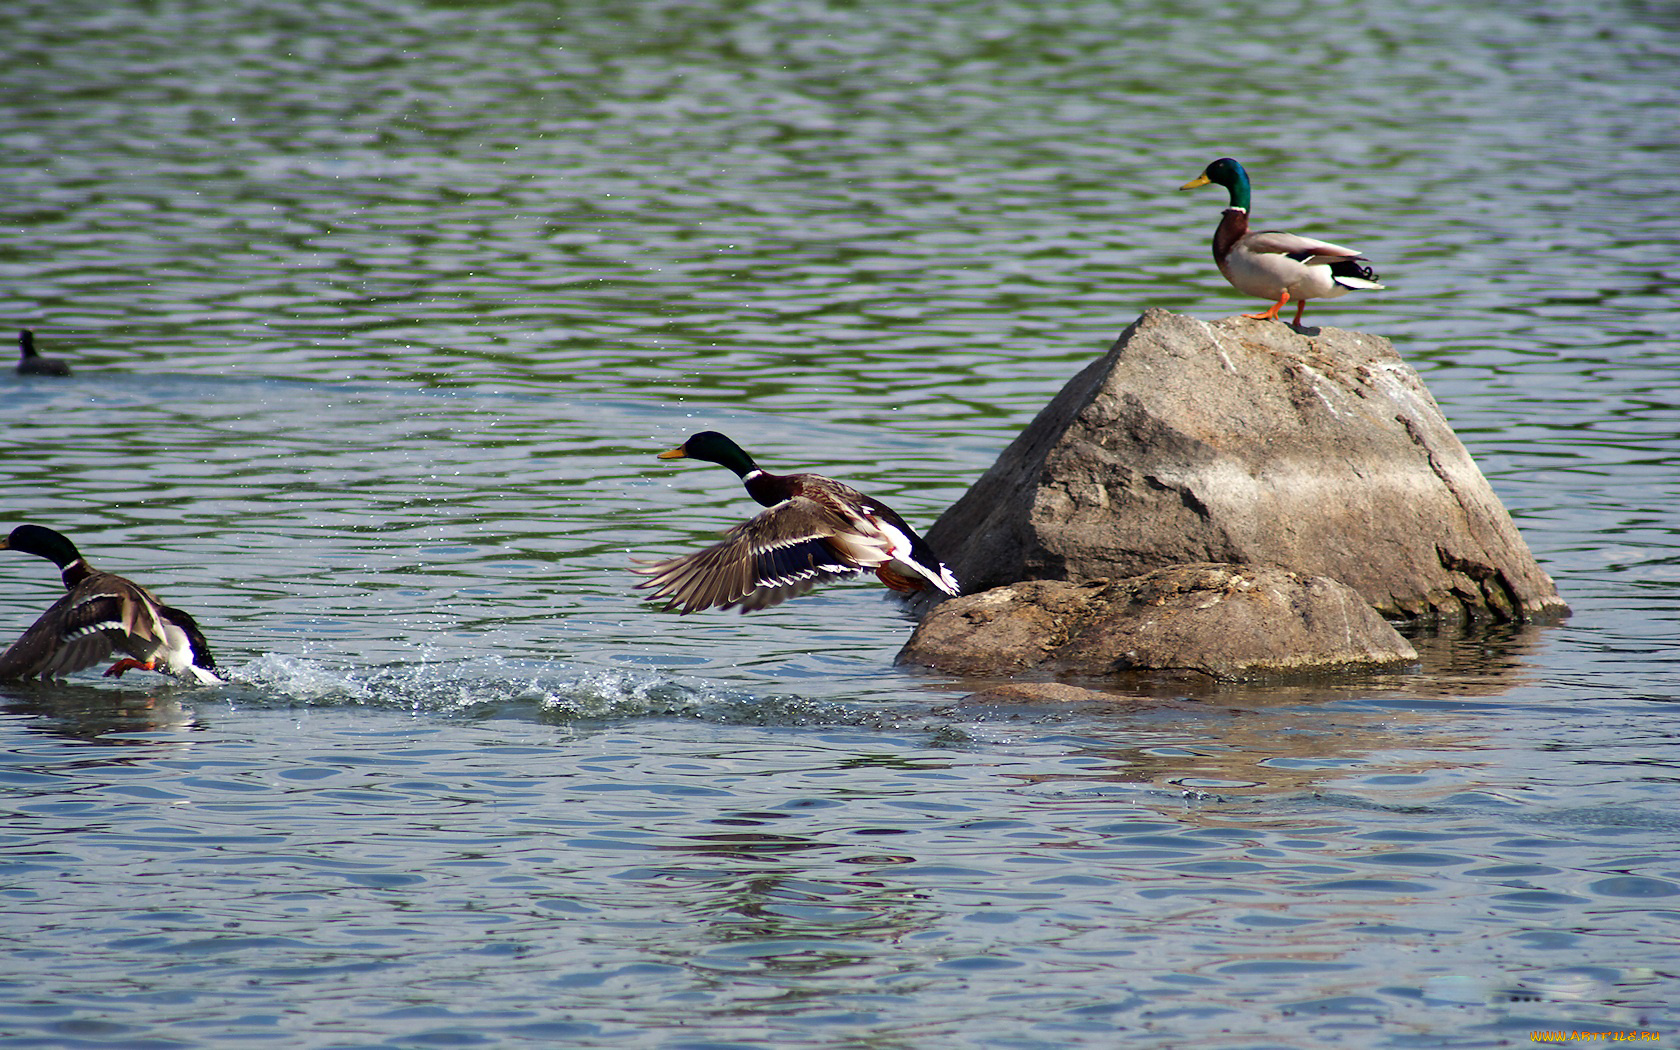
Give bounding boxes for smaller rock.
[956,681,1211,710]
[898,563,1417,681]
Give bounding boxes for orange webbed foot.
[104,658,157,678]
[1244,291,1290,321]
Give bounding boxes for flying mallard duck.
[15,329,72,377]
[0,525,220,683]
[632,431,960,614]
[1180,157,1384,326]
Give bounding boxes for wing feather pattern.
[0,591,127,679]
[633,497,867,614]
[0,575,165,680]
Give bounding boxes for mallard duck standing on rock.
[0,525,220,683]
[15,329,72,376]
[632,431,960,614]
[1180,157,1384,326]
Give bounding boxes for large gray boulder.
[899,564,1417,680]
[925,309,1567,623]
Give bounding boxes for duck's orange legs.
[104,658,157,678]
[1244,291,1289,321]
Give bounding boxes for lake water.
[2,0,1678,1046]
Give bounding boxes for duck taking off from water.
[1180,157,1384,326]
[632,431,960,614]
[15,329,72,376]
[0,525,220,683]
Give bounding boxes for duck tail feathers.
[1330,258,1384,289]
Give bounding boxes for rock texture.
[924,309,1567,623]
[899,564,1418,680]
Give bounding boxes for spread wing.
[0,575,164,680]
[632,497,866,614]
[0,594,135,679]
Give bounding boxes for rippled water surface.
[3,0,1678,1046]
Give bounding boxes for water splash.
[226,651,904,729]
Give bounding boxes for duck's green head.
[1180,157,1251,211]
[658,431,758,477]
[1,524,83,567]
